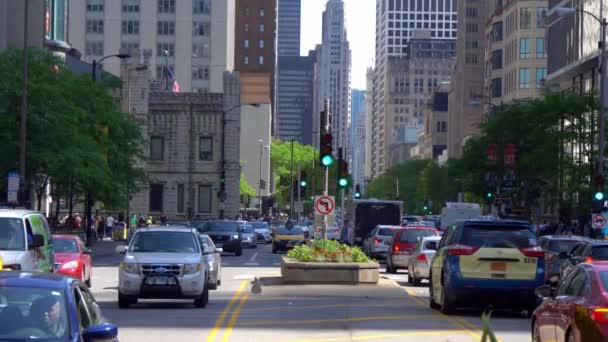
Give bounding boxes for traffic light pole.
[323,165,328,240]
[297,164,301,222]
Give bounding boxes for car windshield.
[252,222,269,230]
[52,239,78,253]
[0,218,25,251]
[546,240,580,254]
[242,225,254,233]
[377,228,398,236]
[277,228,304,235]
[0,286,69,341]
[592,246,608,259]
[130,231,199,253]
[461,225,536,248]
[399,229,436,243]
[200,221,239,233]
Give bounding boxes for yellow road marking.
[205,280,248,342]
[238,302,418,312]
[279,329,471,342]
[237,314,437,327]
[220,293,250,342]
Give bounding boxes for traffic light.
[320,133,333,167]
[486,192,493,199]
[299,171,307,197]
[355,184,361,199]
[338,155,348,188]
[593,175,605,213]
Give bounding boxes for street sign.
[592,213,607,229]
[314,196,335,216]
[7,172,19,204]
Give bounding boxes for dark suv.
[538,235,591,282]
[196,220,243,256]
[560,240,608,278]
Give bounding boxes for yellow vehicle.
[429,219,544,315]
[272,227,306,254]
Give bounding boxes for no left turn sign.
[315,196,335,216]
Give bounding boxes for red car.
[52,235,92,287]
[532,262,608,342]
[386,225,438,273]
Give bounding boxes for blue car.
[0,271,118,341]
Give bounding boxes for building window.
[192,42,210,58]
[157,43,174,57]
[465,7,477,17]
[465,23,478,33]
[491,50,502,70]
[536,37,546,58]
[87,1,104,12]
[259,56,264,65]
[465,53,478,64]
[121,41,139,51]
[519,68,530,89]
[157,21,175,35]
[149,184,163,212]
[192,66,209,80]
[491,78,502,98]
[536,68,547,88]
[121,20,140,35]
[520,8,532,29]
[85,41,104,56]
[465,40,478,49]
[244,24,249,32]
[198,185,212,213]
[86,20,104,34]
[259,24,265,32]
[150,136,164,161]
[193,0,211,14]
[158,0,175,13]
[156,65,174,79]
[199,137,213,160]
[122,0,140,13]
[244,39,249,48]
[259,40,264,48]
[519,38,531,59]
[259,8,265,16]
[177,184,184,213]
[193,22,210,36]
[536,7,547,28]
[244,56,249,64]
[492,22,503,42]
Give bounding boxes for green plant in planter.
[287,240,370,263]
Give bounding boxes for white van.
[440,202,482,230]
[0,210,54,272]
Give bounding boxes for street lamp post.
[555,6,607,183]
[19,0,29,207]
[258,140,268,218]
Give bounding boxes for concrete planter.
[281,257,380,284]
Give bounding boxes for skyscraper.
[350,89,366,147]
[277,0,301,56]
[67,0,235,93]
[313,0,351,152]
[371,0,457,177]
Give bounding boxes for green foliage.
[480,311,498,342]
[240,172,256,197]
[0,48,145,210]
[287,240,370,263]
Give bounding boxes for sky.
[300,0,376,90]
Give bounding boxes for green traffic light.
[355,192,361,199]
[300,180,307,187]
[338,178,348,187]
[595,192,605,201]
[423,206,428,211]
[486,192,493,198]
[321,155,334,167]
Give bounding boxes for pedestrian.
[138,215,146,228]
[97,216,105,240]
[146,216,153,226]
[74,214,82,230]
[106,215,114,240]
[129,214,138,230]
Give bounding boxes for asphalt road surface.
[90,240,532,342]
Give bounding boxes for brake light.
[585,257,594,263]
[519,246,544,258]
[373,238,383,245]
[591,308,608,323]
[394,245,400,253]
[416,254,427,262]
[448,244,479,256]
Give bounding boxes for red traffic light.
[321,133,332,145]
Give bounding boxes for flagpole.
[164,50,169,91]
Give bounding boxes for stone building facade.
[121,51,241,219]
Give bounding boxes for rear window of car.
[201,221,239,233]
[599,272,608,291]
[399,229,436,243]
[377,228,397,236]
[460,225,536,248]
[252,222,269,230]
[592,246,608,259]
[546,240,580,253]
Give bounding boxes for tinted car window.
[546,240,580,253]
[377,228,397,236]
[591,246,608,259]
[460,225,536,248]
[252,222,269,230]
[201,221,239,233]
[0,218,25,251]
[130,231,199,253]
[52,239,79,253]
[242,225,254,233]
[399,229,436,243]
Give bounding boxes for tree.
[240,172,256,199]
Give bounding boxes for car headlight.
[232,234,239,239]
[121,262,140,274]
[183,263,202,274]
[60,261,79,270]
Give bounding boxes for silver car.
[407,236,441,286]
[252,222,272,243]
[240,224,257,248]
[198,234,222,290]
[363,225,400,259]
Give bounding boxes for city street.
[90,240,532,342]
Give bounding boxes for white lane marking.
[249,252,258,263]
[244,262,260,266]
[272,262,281,266]
[234,275,255,280]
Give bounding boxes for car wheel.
[531,320,541,342]
[253,244,257,249]
[118,292,136,309]
[235,248,243,257]
[440,278,455,315]
[386,258,397,274]
[194,283,209,308]
[209,278,218,290]
[272,244,277,254]
[428,276,440,310]
[85,268,92,288]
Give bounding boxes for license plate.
[145,276,175,286]
[490,262,506,272]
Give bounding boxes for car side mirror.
[216,248,223,253]
[427,242,438,251]
[534,285,555,299]
[558,252,569,259]
[29,234,44,249]
[115,245,127,254]
[82,323,118,342]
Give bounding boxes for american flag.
[167,67,180,93]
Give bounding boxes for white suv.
[117,227,209,308]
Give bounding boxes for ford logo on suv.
[154,267,168,273]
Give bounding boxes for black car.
[538,235,592,282]
[195,220,243,256]
[560,240,608,278]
